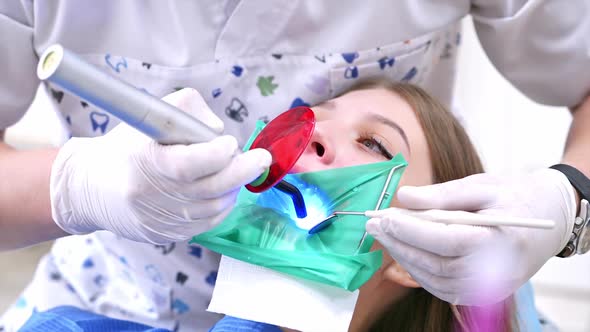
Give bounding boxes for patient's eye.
[359,136,393,160]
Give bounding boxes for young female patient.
[211,81,516,332]
[19,82,519,331]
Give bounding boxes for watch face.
[576,199,590,255]
[578,225,590,255]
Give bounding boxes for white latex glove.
[50,88,271,244]
[366,169,577,305]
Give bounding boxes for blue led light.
[255,174,331,231]
[293,187,330,231]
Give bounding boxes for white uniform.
[0,1,588,331]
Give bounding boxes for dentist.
[0,1,589,331]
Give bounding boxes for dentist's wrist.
[50,138,101,235]
[549,164,590,257]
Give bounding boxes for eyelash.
[358,134,394,160]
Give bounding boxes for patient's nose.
[290,128,335,173]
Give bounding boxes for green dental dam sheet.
[192,124,407,291]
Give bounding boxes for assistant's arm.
[472,0,590,205]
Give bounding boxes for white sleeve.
[470,0,590,108]
[0,0,39,129]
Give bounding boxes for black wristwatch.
[549,164,590,257]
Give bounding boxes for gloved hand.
[50,88,271,244]
[366,169,577,305]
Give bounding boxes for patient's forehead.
[314,88,415,127]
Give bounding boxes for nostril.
[312,142,325,157]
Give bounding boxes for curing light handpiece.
[37,44,308,215]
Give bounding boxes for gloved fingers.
[132,203,235,244]
[366,214,493,257]
[177,192,239,220]
[136,221,204,244]
[392,256,485,305]
[178,148,272,199]
[199,204,234,229]
[174,204,235,236]
[394,249,521,305]
[162,88,224,133]
[135,223,185,244]
[375,234,477,278]
[396,173,498,211]
[134,191,237,223]
[155,135,239,182]
[393,259,458,295]
[121,206,190,243]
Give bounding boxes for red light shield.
[245,106,315,193]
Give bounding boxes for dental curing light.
[37,44,313,217]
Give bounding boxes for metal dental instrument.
[307,211,365,234]
[369,209,556,229]
[356,164,402,250]
[309,158,554,250]
[306,164,404,251]
[37,44,308,217]
[318,206,555,246]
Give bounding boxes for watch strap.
[550,164,590,201]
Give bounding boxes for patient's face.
[292,87,433,188]
[288,87,437,330]
[292,87,434,290]
[292,85,434,243]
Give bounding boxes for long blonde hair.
[344,81,515,332]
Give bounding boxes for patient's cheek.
[389,196,403,208]
[370,241,382,252]
[370,242,392,265]
[370,240,420,288]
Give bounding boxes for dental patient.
[19,82,520,332]
[208,81,517,332]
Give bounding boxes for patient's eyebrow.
[366,113,411,153]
